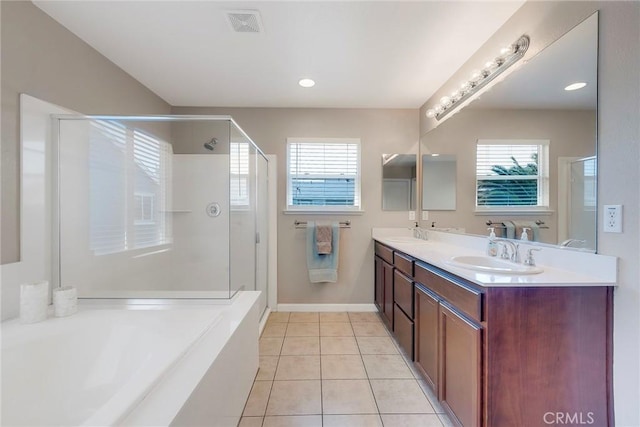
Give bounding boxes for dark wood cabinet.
[393,303,414,358]
[374,246,394,329]
[373,239,612,427]
[382,260,394,327]
[414,284,440,393]
[439,303,482,427]
[374,256,383,311]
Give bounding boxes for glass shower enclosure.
[53,116,269,315]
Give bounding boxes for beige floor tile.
[289,312,319,323]
[351,322,389,337]
[257,356,279,381]
[381,414,443,427]
[239,416,264,427]
[243,381,273,417]
[260,337,284,356]
[321,355,367,379]
[263,415,322,427]
[320,322,354,337]
[266,380,322,416]
[281,336,320,355]
[320,337,360,355]
[275,355,321,380]
[262,322,287,337]
[268,312,291,323]
[322,380,378,415]
[286,322,319,337]
[370,379,434,414]
[356,337,399,355]
[417,379,446,414]
[323,414,383,427]
[362,354,413,379]
[348,312,382,323]
[320,312,350,322]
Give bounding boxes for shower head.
[204,138,218,151]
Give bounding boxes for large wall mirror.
[419,12,598,251]
[382,154,417,211]
[422,154,456,210]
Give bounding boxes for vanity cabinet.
[373,240,613,427]
[439,302,482,427]
[374,242,395,328]
[414,285,440,394]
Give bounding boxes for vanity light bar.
[426,35,530,121]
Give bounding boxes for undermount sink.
[447,255,543,275]
[384,236,424,244]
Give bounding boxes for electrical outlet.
[408,211,415,221]
[603,205,622,233]
[422,211,429,221]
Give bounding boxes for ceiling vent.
[226,10,263,33]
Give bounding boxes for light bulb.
[440,96,452,107]
[451,90,461,101]
[434,104,444,114]
[426,109,436,118]
[484,60,498,72]
[500,44,516,57]
[470,69,483,83]
[460,81,472,92]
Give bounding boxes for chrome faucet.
[523,248,542,266]
[496,239,521,263]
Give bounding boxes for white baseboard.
[259,307,272,334]
[276,303,377,312]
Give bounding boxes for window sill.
[283,209,365,215]
[474,209,553,216]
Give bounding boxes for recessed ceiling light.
[564,82,587,91]
[298,78,315,88]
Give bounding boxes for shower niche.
[54,115,269,314]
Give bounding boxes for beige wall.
[420,2,640,425]
[421,108,596,243]
[0,1,171,264]
[173,107,419,305]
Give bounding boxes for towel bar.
[295,220,351,229]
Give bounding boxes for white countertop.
[372,228,617,288]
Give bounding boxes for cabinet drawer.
[375,242,394,264]
[394,252,414,277]
[393,304,414,360]
[394,269,414,319]
[415,263,483,323]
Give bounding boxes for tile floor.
[239,311,453,427]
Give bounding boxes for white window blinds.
[476,139,549,208]
[287,138,361,210]
[230,142,250,207]
[89,120,172,255]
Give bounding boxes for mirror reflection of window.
[89,121,172,255]
[382,154,417,211]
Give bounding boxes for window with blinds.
[230,141,250,208]
[476,139,549,210]
[287,138,361,211]
[89,120,172,255]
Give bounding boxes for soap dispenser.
[487,227,498,257]
[520,227,530,241]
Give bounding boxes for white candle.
[20,281,49,324]
[53,286,78,317]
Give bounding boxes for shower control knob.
[206,202,221,217]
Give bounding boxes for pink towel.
[316,224,333,254]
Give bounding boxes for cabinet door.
[374,256,383,311]
[414,285,439,393]
[382,260,394,327]
[439,303,482,427]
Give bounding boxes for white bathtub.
[1,291,260,426]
